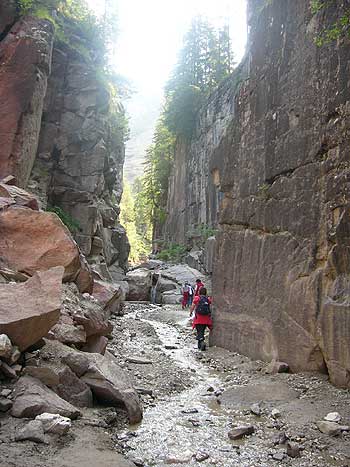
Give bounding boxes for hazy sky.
[86,0,247,180]
[86,0,247,93]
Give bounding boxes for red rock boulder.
[0,207,81,282]
[0,267,63,350]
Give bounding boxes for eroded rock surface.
[0,267,63,350]
[206,0,350,386]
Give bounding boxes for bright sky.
[86,0,247,93]
[86,0,247,180]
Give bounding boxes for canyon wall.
[163,76,243,245]
[164,0,350,387]
[0,7,129,281]
[211,0,350,388]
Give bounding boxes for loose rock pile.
[0,180,143,448]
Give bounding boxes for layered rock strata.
[32,43,129,280]
[210,0,350,387]
[163,77,238,246]
[0,5,129,282]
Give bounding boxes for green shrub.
[157,243,187,262]
[46,206,81,233]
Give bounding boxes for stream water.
[124,316,238,466]
[116,307,349,467]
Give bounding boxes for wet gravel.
[109,303,350,467]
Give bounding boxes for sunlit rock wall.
[0,12,54,187]
[163,77,241,245]
[31,44,129,281]
[211,0,350,388]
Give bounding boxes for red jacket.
[194,281,204,296]
[192,295,213,329]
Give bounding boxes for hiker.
[150,270,160,304]
[181,282,190,309]
[188,283,194,306]
[194,278,204,296]
[189,287,212,351]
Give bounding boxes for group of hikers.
[182,279,212,351]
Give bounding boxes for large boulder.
[63,349,142,424]
[25,363,93,408]
[126,268,151,301]
[161,264,205,286]
[161,290,182,305]
[0,207,92,288]
[11,376,81,419]
[92,280,123,314]
[0,267,63,350]
[0,183,39,210]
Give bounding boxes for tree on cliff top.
[164,16,234,139]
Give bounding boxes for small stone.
[0,397,12,412]
[0,389,12,397]
[286,442,301,458]
[0,361,17,379]
[195,451,209,462]
[0,334,13,359]
[189,419,201,427]
[126,357,153,365]
[316,420,342,436]
[207,386,215,392]
[228,425,255,440]
[181,408,198,414]
[35,413,71,435]
[271,408,281,419]
[266,360,289,374]
[324,412,341,423]
[7,346,21,365]
[272,431,288,445]
[15,420,47,444]
[250,403,262,416]
[272,451,286,461]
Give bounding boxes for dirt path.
[111,303,350,467]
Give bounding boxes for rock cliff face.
[164,77,239,245]
[0,6,129,280]
[210,0,350,388]
[165,0,350,387]
[31,44,129,281]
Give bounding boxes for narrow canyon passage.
[110,304,350,467]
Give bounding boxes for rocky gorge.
[0,0,350,466]
[161,0,350,389]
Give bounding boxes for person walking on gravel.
[194,278,204,296]
[189,287,212,351]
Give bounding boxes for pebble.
[272,451,286,461]
[15,420,47,444]
[317,421,342,436]
[0,397,12,412]
[228,425,255,440]
[272,431,288,445]
[271,408,281,419]
[324,412,341,423]
[0,389,11,397]
[181,408,199,414]
[195,451,210,462]
[250,403,262,416]
[286,441,301,458]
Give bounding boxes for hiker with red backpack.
[189,287,212,351]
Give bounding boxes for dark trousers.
[196,324,207,348]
